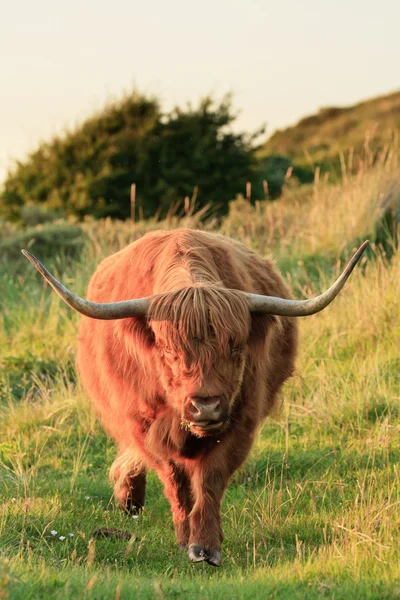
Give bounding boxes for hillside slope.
[260,89,400,170]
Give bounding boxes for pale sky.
[1,0,399,182]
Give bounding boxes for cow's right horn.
[21,250,151,319]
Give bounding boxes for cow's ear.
[117,317,155,354]
[134,317,156,350]
[248,313,277,347]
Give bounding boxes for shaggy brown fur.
[77,229,298,565]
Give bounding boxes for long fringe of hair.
[149,285,251,367]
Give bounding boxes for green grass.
[1,160,399,598]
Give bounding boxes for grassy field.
[0,152,399,598]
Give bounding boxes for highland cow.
[23,229,368,566]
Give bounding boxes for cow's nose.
[189,396,222,421]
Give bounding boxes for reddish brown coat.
[77,229,298,565]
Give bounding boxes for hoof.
[206,549,221,567]
[188,544,221,567]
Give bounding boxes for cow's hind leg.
[110,449,146,513]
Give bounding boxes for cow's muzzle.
[185,395,228,435]
[190,395,223,421]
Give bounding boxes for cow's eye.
[231,345,241,355]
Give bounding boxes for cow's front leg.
[114,467,147,513]
[158,462,193,548]
[188,428,256,567]
[188,468,227,567]
[110,448,147,513]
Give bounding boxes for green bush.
[253,154,314,199]
[20,205,64,227]
[0,222,86,263]
[0,93,262,221]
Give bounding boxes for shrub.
[0,93,262,221]
[20,205,64,227]
[0,222,86,264]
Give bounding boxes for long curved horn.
[245,240,369,316]
[21,250,151,319]
[22,240,369,320]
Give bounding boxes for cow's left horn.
[245,241,369,316]
[21,250,151,319]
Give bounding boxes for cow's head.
[21,241,368,436]
[148,287,251,436]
